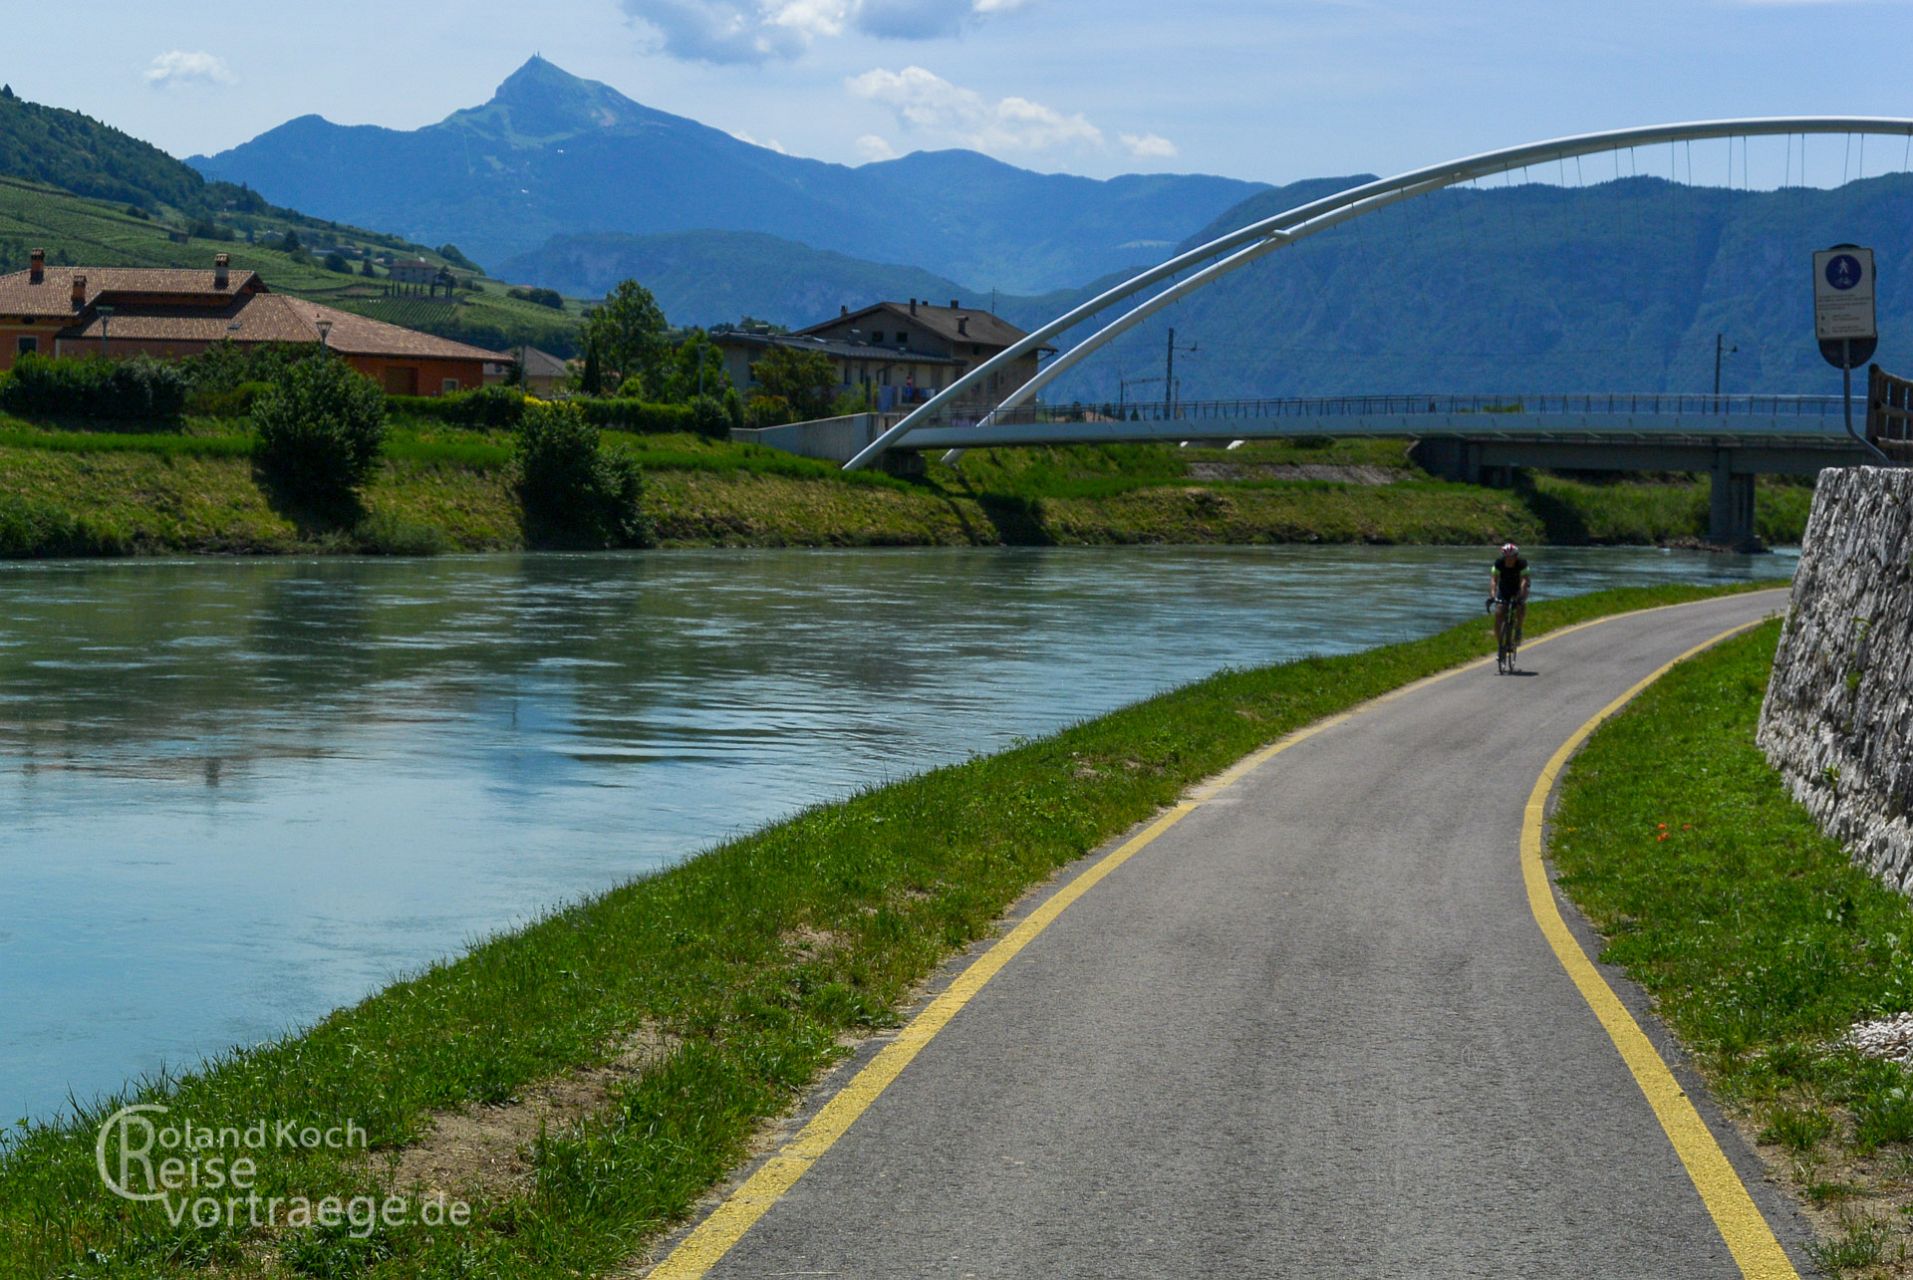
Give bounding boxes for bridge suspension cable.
[842,116,1913,472]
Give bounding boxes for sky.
[14,0,1913,188]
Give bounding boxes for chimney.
[214,253,230,289]
[908,298,918,316]
[840,304,848,317]
[957,316,969,337]
[949,299,959,310]
[71,274,87,309]
[29,248,44,284]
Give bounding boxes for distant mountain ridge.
[190,57,1269,291]
[1030,172,1913,401]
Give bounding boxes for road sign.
[1815,245,1877,368]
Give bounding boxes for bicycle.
[1486,595,1523,674]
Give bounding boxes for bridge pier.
[1709,452,1759,550]
[1409,439,1481,485]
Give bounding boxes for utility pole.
[1164,328,1198,419]
[1713,332,1737,411]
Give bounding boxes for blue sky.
[19,1,1913,186]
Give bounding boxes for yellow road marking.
[648,590,1786,1278]
[1521,617,1798,1280]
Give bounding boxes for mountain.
[502,230,977,329]
[0,84,212,211]
[1028,172,1913,402]
[190,57,1268,291]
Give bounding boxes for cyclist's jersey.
[1493,556,1529,601]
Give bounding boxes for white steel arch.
[842,117,1913,471]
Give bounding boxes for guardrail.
[893,393,1853,432]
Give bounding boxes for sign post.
[1814,245,1888,463]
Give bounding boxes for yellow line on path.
[647,591,1784,1278]
[1521,617,1799,1280]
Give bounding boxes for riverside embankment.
[0,419,1816,555]
[0,577,1778,1280]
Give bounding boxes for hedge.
[0,354,187,422]
[386,391,719,438]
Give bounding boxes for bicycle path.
[651,589,1811,1278]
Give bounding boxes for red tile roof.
[799,301,1037,352]
[0,266,259,318]
[3,258,506,363]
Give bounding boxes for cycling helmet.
[1501,542,1519,554]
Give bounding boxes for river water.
[0,546,1788,1125]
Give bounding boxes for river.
[0,545,1788,1126]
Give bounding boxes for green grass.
[0,581,1775,1280]
[1526,473,1815,546]
[1550,621,1913,1275]
[0,409,1818,554]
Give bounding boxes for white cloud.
[848,65,1102,154]
[856,133,900,162]
[143,50,235,90]
[1120,132,1178,160]
[622,0,1033,63]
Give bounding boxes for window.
[441,378,461,394]
[896,332,908,345]
[16,336,37,355]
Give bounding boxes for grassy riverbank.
[0,411,1813,555]
[0,580,1776,1280]
[1550,623,1913,1276]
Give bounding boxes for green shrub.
[513,401,647,548]
[181,341,321,400]
[386,385,527,428]
[575,397,696,435]
[353,510,452,556]
[829,390,871,417]
[251,356,389,502]
[507,286,566,310]
[186,379,274,419]
[722,386,745,432]
[746,393,792,428]
[0,353,187,422]
[687,394,730,439]
[0,493,128,557]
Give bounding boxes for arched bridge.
[813,392,1864,545]
[829,115,1913,545]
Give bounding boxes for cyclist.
[1489,542,1530,648]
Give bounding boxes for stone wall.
[1759,467,1913,890]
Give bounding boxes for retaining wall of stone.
[1758,467,1913,889]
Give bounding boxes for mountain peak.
[452,56,648,142]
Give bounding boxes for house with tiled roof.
[712,298,1047,413]
[0,250,504,396]
[796,298,1048,410]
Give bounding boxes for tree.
[360,257,376,278]
[579,279,668,394]
[750,344,838,421]
[251,356,387,505]
[280,228,302,255]
[654,330,731,404]
[578,342,604,396]
[323,250,350,273]
[514,402,647,548]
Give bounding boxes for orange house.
[0,249,504,394]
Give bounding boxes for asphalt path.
[671,589,1813,1278]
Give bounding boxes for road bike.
[1487,595,1523,674]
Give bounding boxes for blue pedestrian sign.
[1813,245,1876,343]
[1825,254,1864,291]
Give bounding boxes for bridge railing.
[1869,367,1913,461]
[895,393,1854,432]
